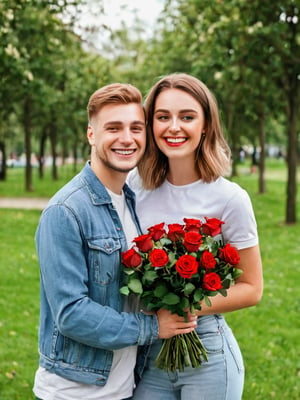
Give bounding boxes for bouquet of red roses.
[120,217,242,372]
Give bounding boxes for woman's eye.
[157,115,169,121]
[182,115,193,121]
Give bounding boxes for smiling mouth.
[165,137,187,145]
[113,149,136,155]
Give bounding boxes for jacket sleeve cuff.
[136,313,159,345]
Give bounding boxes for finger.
[172,320,197,329]
[174,326,196,335]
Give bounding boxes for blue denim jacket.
[36,162,158,386]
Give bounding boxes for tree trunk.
[49,120,58,180]
[38,131,48,179]
[225,104,238,177]
[0,141,6,180]
[258,110,266,194]
[73,140,78,173]
[285,93,298,224]
[284,12,299,224]
[24,97,33,192]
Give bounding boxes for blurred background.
[1,0,299,224]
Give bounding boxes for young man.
[33,83,196,400]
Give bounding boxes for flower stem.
[155,332,208,372]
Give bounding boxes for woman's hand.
[156,308,197,339]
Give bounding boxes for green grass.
[0,160,299,399]
[229,168,300,399]
[0,164,83,198]
[0,209,41,400]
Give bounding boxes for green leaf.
[143,270,158,284]
[128,279,143,294]
[193,288,204,302]
[219,288,228,297]
[183,282,196,295]
[119,286,130,296]
[162,293,180,305]
[233,268,243,279]
[160,237,172,246]
[154,284,169,298]
[180,296,190,310]
[222,278,231,289]
[204,296,212,307]
[123,268,136,276]
[168,252,176,264]
[193,302,201,311]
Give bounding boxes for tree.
[1,0,83,189]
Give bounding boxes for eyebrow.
[154,108,198,114]
[103,120,145,127]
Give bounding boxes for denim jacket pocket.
[87,237,121,285]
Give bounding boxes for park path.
[0,197,49,210]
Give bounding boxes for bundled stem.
[155,331,208,372]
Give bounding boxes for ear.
[87,125,95,145]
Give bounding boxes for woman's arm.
[196,244,263,316]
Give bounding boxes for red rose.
[175,254,199,279]
[122,248,142,268]
[133,234,153,252]
[203,272,222,291]
[200,250,216,269]
[148,223,166,241]
[219,243,240,265]
[201,217,224,237]
[183,231,203,252]
[183,218,202,233]
[167,224,185,242]
[149,249,169,267]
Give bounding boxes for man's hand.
[156,308,197,339]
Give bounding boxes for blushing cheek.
[153,121,163,140]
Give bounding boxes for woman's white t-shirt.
[127,168,258,249]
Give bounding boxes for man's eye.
[132,126,144,132]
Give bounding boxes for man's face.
[88,103,146,175]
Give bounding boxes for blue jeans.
[36,397,132,400]
[133,315,244,400]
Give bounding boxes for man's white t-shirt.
[127,169,258,249]
[33,189,139,400]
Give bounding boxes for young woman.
[128,73,263,400]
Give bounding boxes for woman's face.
[153,88,205,163]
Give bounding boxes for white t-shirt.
[127,168,258,250]
[33,189,139,400]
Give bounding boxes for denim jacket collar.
[81,161,136,206]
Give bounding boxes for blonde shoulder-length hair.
[138,73,231,190]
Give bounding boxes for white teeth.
[115,149,135,155]
[166,138,186,143]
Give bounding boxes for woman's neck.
[167,159,201,186]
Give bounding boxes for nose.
[169,117,180,133]
[120,127,134,144]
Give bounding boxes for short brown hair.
[138,73,231,189]
[87,83,143,122]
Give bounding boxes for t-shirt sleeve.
[221,187,259,250]
[126,168,142,190]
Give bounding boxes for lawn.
[0,160,299,399]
